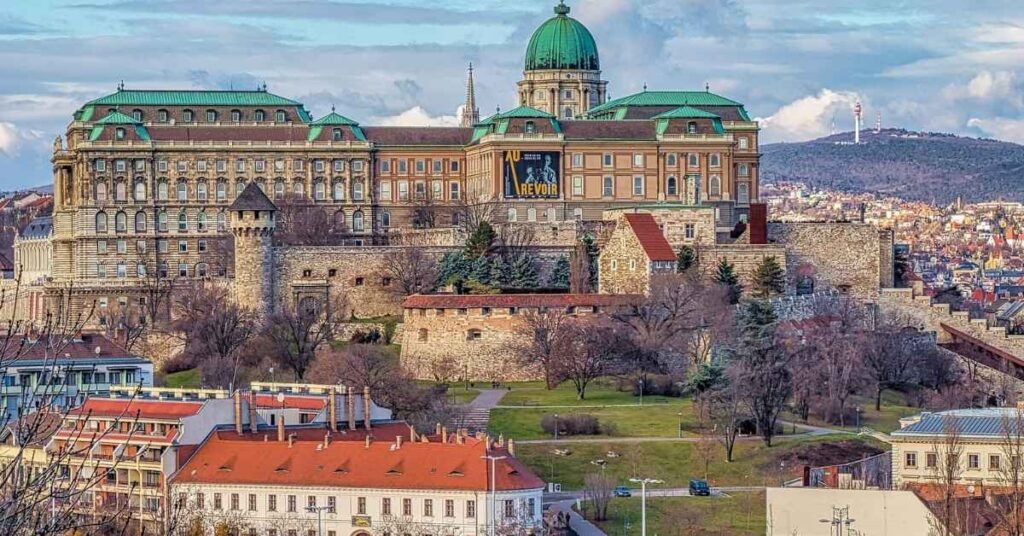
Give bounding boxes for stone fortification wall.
[768,222,893,301]
[703,244,788,288]
[604,206,717,248]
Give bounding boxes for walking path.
[547,499,607,536]
[462,389,508,433]
[519,421,849,445]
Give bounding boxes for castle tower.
[229,182,277,317]
[460,63,480,127]
[518,1,607,120]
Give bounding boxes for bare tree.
[929,414,965,536]
[372,514,462,536]
[263,294,347,381]
[730,300,792,447]
[511,308,573,390]
[989,408,1024,536]
[495,224,536,266]
[707,372,745,463]
[582,473,615,522]
[693,398,717,479]
[454,190,495,238]
[273,193,346,246]
[103,301,148,353]
[382,247,439,296]
[172,283,258,390]
[553,318,625,400]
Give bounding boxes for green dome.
[524,2,600,72]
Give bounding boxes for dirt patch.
[767,440,884,471]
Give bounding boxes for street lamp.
[482,454,508,536]
[677,412,683,439]
[305,505,332,536]
[855,406,862,429]
[553,413,559,440]
[629,477,663,536]
[638,379,644,407]
[819,506,855,536]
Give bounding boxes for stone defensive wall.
[702,243,789,288]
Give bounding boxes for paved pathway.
[547,499,607,536]
[462,389,508,433]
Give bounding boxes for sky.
[0,0,1023,188]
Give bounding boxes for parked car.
[614,486,632,497]
[689,479,711,496]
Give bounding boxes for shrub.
[631,375,685,398]
[540,413,606,436]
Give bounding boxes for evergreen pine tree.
[714,258,742,304]
[549,255,571,289]
[677,246,696,272]
[510,255,540,289]
[751,255,786,298]
[581,233,599,289]
[470,255,492,285]
[437,251,471,288]
[464,221,496,259]
[490,255,512,288]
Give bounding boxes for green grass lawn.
[163,368,200,389]
[489,402,698,440]
[516,434,878,490]
[784,393,919,434]
[447,386,481,405]
[500,378,674,407]
[591,493,765,536]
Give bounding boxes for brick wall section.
[768,222,891,301]
[703,244,788,288]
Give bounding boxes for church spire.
[460,62,480,127]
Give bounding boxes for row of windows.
[177,493,532,520]
[96,260,221,279]
[904,451,1020,471]
[94,178,372,204]
[94,210,227,234]
[119,108,292,124]
[563,174,749,200]
[94,158,365,175]
[568,152,749,169]
[380,159,460,174]
[96,237,213,255]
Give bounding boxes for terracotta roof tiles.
[623,213,676,262]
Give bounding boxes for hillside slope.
[760,129,1024,203]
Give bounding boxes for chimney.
[324,433,331,448]
[328,387,338,432]
[436,423,443,436]
[408,424,417,443]
[484,434,491,452]
[363,386,372,430]
[498,433,505,447]
[396,435,403,449]
[346,386,356,431]
[364,435,371,449]
[233,391,243,435]
[277,414,285,442]
[456,433,464,445]
[442,426,448,444]
[288,433,296,448]
[508,438,516,456]
[248,392,258,434]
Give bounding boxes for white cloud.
[576,0,631,25]
[0,122,21,156]
[941,71,1022,105]
[967,117,1024,144]
[756,89,862,142]
[376,106,459,127]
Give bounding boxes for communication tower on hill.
[854,101,863,144]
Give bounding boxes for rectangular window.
[307,496,316,509]
[466,500,475,518]
[398,160,408,174]
[632,175,644,196]
[380,181,392,201]
[685,223,695,240]
[334,160,345,172]
[504,500,514,518]
[969,454,980,469]
[275,159,285,172]
[116,160,126,172]
[572,153,583,168]
[572,175,583,196]
[445,499,454,518]
[633,153,644,167]
[991,455,1001,470]
[287,495,296,513]
[449,182,460,200]
[255,160,266,173]
[328,496,336,513]
[381,160,391,173]
[602,153,613,167]
[432,160,442,173]
[249,494,257,511]
[231,493,239,511]
[216,159,227,173]
[905,452,917,468]
[236,159,246,172]
[415,160,426,173]
[178,240,188,253]
[197,493,204,509]
[603,176,613,197]
[268,495,277,512]
[157,160,167,173]
[451,160,460,172]
[424,499,433,517]
[357,497,366,515]
[197,160,207,173]
[402,498,412,516]
[293,159,304,172]
[97,240,108,254]
[398,181,409,201]
[176,161,186,173]
[214,493,222,510]
[352,160,363,172]
[432,181,442,200]
[382,498,391,515]
[96,159,106,172]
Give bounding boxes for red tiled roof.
[254,394,327,411]
[402,293,641,309]
[172,431,545,492]
[623,213,676,262]
[68,399,204,421]
[2,333,140,361]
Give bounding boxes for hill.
[760,129,1024,204]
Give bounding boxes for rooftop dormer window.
[182,109,194,123]
[275,110,286,123]
[132,110,143,122]
[687,121,698,134]
[115,128,126,140]
[206,110,217,122]
[231,110,241,122]
[254,110,265,122]
[158,109,169,122]
[525,121,537,134]
[332,128,343,141]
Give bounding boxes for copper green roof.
[88,111,150,142]
[525,1,600,71]
[588,90,747,117]
[497,106,555,119]
[310,111,359,126]
[471,106,562,142]
[85,89,303,107]
[652,106,721,120]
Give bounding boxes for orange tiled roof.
[68,399,204,421]
[254,394,327,411]
[623,213,677,262]
[173,431,545,492]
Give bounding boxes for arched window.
[602,176,613,197]
[95,181,108,202]
[314,181,326,200]
[527,207,537,222]
[270,179,283,199]
[182,109,194,122]
[235,180,246,198]
[95,212,108,234]
[178,211,188,232]
[136,263,147,278]
[216,181,227,201]
[352,210,364,232]
[157,210,168,232]
[687,121,698,134]
[254,110,265,122]
[158,262,168,279]
[667,154,677,167]
[196,263,209,278]
[217,211,227,231]
[333,181,345,201]
[115,211,127,233]
[157,180,168,201]
[114,181,126,202]
[231,109,241,122]
[134,181,146,201]
[132,109,143,122]
[381,211,391,228]
[135,211,147,232]
[709,175,721,197]
[275,110,286,123]
[738,163,750,177]
[197,211,208,232]
[206,109,217,122]
[524,121,536,134]
[563,107,573,119]
[157,109,169,122]
[177,181,188,201]
[332,128,343,141]
[667,176,678,196]
[737,183,750,204]
[292,181,304,197]
[507,207,518,222]
[197,181,208,201]
[352,180,364,201]
[709,154,721,168]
